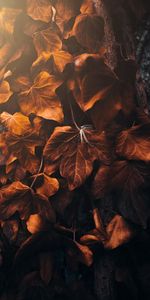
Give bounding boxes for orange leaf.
[0,80,12,104]
[0,112,31,135]
[18,71,64,121]
[54,0,82,22]
[33,27,62,55]
[26,0,52,23]
[51,50,73,73]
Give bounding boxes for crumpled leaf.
[26,0,52,23]
[18,71,64,121]
[0,80,12,104]
[0,181,56,221]
[72,14,104,52]
[116,123,150,162]
[0,112,31,135]
[44,126,109,190]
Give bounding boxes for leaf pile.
[0,1,150,299]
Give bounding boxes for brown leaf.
[0,112,31,135]
[54,0,82,22]
[6,130,42,174]
[51,50,73,72]
[33,27,62,55]
[18,71,64,121]
[116,123,150,162]
[80,0,96,14]
[44,126,109,190]
[72,14,104,52]
[26,0,52,23]
[1,219,19,242]
[72,54,119,111]
[0,80,12,104]
[104,215,134,249]
[0,181,56,221]
[32,173,59,198]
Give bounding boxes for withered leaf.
[0,80,12,104]
[104,215,134,250]
[72,14,104,51]
[44,126,109,190]
[33,27,62,55]
[54,0,82,22]
[18,71,64,121]
[0,181,56,221]
[26,0,52,23]
[116,123,150,162]
[51,50,73,73]
[0,112,31,135]
[72,54,119,111]
[31,173,59,198]
[6,129,42,174]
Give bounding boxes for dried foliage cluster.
[0,0,150,299]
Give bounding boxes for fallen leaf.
[116,123,150,162]
[18,72,63,121]
[26,0,52,23]
[6,129,42,174]
[0,112,31,135]
[72,14,104,52]
[33,27,62,55]
[32,173,59,198]
[0,181,56,221]
[44,126,109,190]
[104,215,134,249]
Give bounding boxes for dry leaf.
[44,126,109,190]
[0,112,31,135]
[26,0,52,23]
[0,80,12,104]
[72,14,104,51]
[18,71,64,121]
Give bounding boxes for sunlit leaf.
[0,80,12,104]
[26,0,52,23]
[0,112,31,135]
[18,71,64,121]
